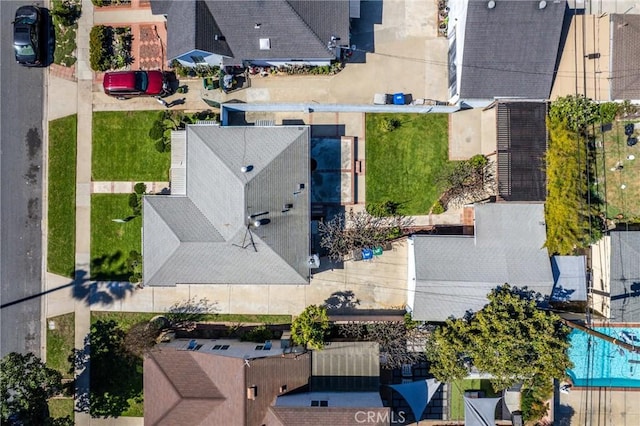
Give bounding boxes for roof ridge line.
[283,0,329,55]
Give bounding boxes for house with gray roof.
[143,125,311,286]
[407,203,553,322]
[150,0,352,67]
[446,0,567,106]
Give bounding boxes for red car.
[103,70,165,99]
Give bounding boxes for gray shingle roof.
[460,0,566,99]
[143,125,311,286]
[550,256,587,302]
[611,14,640,100]
[154,0,350,64]
[609,231,640,323]
[412,203,553,321]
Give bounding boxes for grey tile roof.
[609,232,640,323]
[143,125,311,286]
[496,101,548,201]
[155,0,350,64]
[611,14,640,100]
[460,0,566,99]
[412,203,553,321]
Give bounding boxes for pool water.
[567,327,640,387]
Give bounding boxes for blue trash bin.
[393,93,405,105]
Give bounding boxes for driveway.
[91,0,449,110]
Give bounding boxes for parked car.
[13,5,43,66]
[102,70,166,99]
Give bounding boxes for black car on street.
[13,5,43,66]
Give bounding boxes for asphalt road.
[0,0,45,357]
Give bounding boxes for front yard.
[92,111,170,181]
[365,113,450,215]
[48,115,77,277]
[90,194,142,281]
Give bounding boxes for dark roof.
[611,14,640,100]
[496,101,548,201]
[153,0,350,63]
[460,0,566,99]
[143,125,311,286]
[609,231,640,323]
[265,407,390,426]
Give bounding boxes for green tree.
[291,305,330,350]
[548,95,599,134]
[1,352,63,425]
[425,285,572,393]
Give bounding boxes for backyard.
[48,115,77,277]
[92,111,170,181]
[90,194,142,280]
[365,113,450,215]
[595,120,640,219]
[449,379,500,421]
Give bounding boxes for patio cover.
[388,378,440,421]
[464,396,501,426]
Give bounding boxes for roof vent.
[308,254,320,269]
[254,23,261,29]
[538,0,547,9]
[214,34,225,41]
[259,38,271,50]
[487,0,496,8]
[241,165,254,173]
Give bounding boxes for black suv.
[13,5,43,66]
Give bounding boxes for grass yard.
[46,313,75,379]
[90,194,142,280]
[92,311,292,329]
[48,115,77,277]
[449,379,500,421]
[92,111,170,181]
[48,398,74,420]
[596,120,640,219]
[365,113,450,215]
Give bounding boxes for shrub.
[128,192,142,216]
[469,154,488,170]
[52,0,81,27]
[380,117,401,133]
[148,120,165,140]
[599,102,619,124]
[240,325,274,343]
[91,0,105,5]
[134,182,147,195]
[154,139,167,153]
[431,200,445,214]
[89,25,111,71]
[366,200,401,217]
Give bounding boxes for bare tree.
[165,297,219,332]
[318,210,414,262]
[338,320,433,370]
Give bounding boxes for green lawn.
[90,194,142,280]
[595,120,640,218]
[48,115,77,277]
[365,113,450,215]
[46,313,75,379]
[48,398,74,420]
[92,311,292,329]
[92,111,170,181]
[449,379,500,421]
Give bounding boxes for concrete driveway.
[92,0,449,110]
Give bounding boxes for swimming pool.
[567,327,640,387]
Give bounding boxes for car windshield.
[15,44,35,56]
[134,72,148,91]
